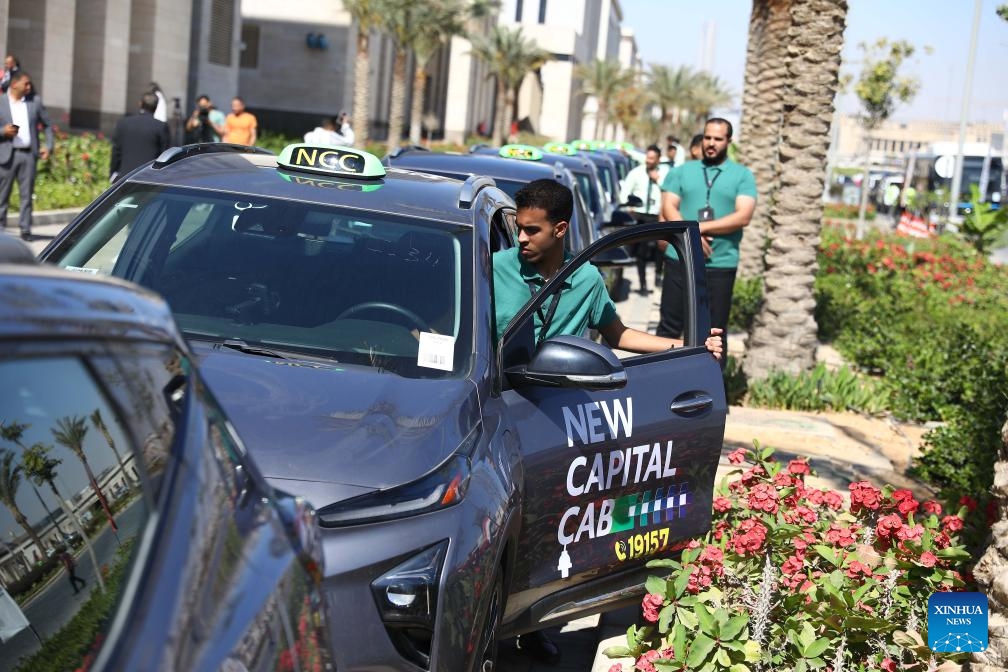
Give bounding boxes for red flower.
[608,665,623,672]
[942,515,964,533]
[731,518,768,556]
[773,471,795,488]
[920,551,938,568]
[641,593,664,623]
[825,523,857,547]
[787,459,811,475]
[876,514,903,538]
[849,481,882,513]
[921,500,942,515]
[895,523,925,544]
[881,657,897,672]
[783,505,818,525]
[822,490,844,511]
[748,483,780,514]
[712,496,732,513]
[845,560,872,580]
[635,650,661,672]
[895,495,919,517]
[81,152,90,161]
[959,495,978,512]
[781,554,804,576]
[727,448,747,464]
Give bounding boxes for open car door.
[497,222,727,632]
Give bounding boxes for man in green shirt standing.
[494,178,723,356]
[658,118,756,363]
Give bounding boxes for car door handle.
[669,393,714,415]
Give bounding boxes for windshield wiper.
[219,338,287,359]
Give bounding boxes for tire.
[473,569,503,672]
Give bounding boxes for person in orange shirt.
[222,96,257,146]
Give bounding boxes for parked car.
[39,142,726,672]
[0,242,333,672]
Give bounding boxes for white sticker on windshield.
[64,266,100,275]
[417,332,455,371]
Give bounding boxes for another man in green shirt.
[494,178,723,357]
[658,117,756,362]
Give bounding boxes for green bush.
[746,363,889,415]
[15,129,113,211]
[815,224,1008,499]
[822,202,876,220]
[728,276,762,332]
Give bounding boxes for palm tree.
[0,448,47,559]
[575,59,634,140]
[742,0,848,380]
[90,408,133,493]
[469,26,549,146]
[52,415,110,510]
[405,1,488,145]
[686,72,733,125]
[648,64,695,134]
[611,82,648,145]
[736,0,792,280]
[21,442,106,591]
[343,0,386,147]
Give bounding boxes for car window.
[50,184,475,379]
[0,350,175,671]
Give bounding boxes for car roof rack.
[458,175,497,209]
[386,145,429,160]
[151,143,274,169]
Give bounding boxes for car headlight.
[317,453,471,527]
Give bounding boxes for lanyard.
[525,279,562,345]
[702,165,722,207]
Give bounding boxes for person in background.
[0,54,20,93]
[110,91,170,181]
[222,96,258,146]
[334,110,355,146]
[304,117,340,145]
[658,118,756,367]
[688,133,704,161]
[185,94,226,143]
[663,135,682,168]
[0,71,54,242]
[619,144,668,294]
[148,82,168,123]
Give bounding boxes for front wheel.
[473,569,503,672]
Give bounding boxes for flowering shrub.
[815,225,1008,506]
[11,126,114,211]
[605,444,971,672]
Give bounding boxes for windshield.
[50,184,473,379]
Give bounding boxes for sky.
[620,0,1008,125]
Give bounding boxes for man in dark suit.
[110,92,170,182]
[0,70,53,241]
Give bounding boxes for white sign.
[934,155,955,179]
[416,332,455,372]
[0,584,29,643]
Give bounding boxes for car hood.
[192,346,481,497]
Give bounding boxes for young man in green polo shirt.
[493,177,721,666]
[657,117,756,363]
[493,178,723,358]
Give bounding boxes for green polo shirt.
[493,247,617,342]
[662,159,757,269]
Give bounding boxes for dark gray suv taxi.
[40,142,727,672]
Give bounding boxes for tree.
[742,0,848,381]
[52,415,111,517]
[21,442,106,591]
[469,26,549,146]
[406,1,493,145]
[575,59,634,140]
[647,64,695,137]
[849,38,920,238]
[0,448,47,559]
[736,0,793,280]
[343,0,386,147]
[90,408,134,493]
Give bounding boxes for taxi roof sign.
[570,139,602,151]
[498,144,543,161]
[277,143,386,179]
[542,142,577,156]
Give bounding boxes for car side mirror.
[505,335,627,390]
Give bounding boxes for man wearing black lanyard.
[492,178,722,664]
[656,118,756,365]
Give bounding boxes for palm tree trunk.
[353,29,371,147]
[92,410,134,494]
[492,78,507,146]
[47,480,106,592]
[387,47,408,151]
[8,507,47,560]
[736,0,791,280]
[409,63,428,145]
[743,0,847,380]
[970,415,1008,670]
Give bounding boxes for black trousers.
[632,241,662,289]
[657,259,736,367]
